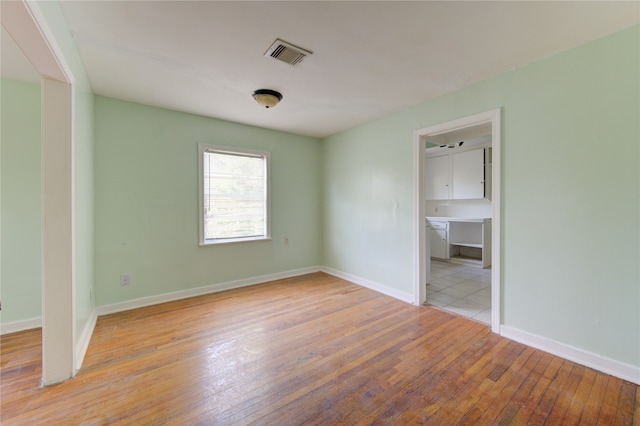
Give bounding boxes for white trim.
[489,110,501,334]
[0,317,42,335]
[413,108,501,334]
[321,267,414,304]
[413,132,427,306]
[501,325,640,385]
[418,110,497,137]
[96,266,321,316]
[74,310,97,374]
[41,78,76,385]
[2,0,73,84]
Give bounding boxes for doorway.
[3,0,77,384]
[414,109,501,333]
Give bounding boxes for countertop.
[426,216,491,223]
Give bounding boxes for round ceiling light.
[252,89,283,109]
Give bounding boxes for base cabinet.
[448,219,492,268]
[428,218,492,268]
[430,228,448,259]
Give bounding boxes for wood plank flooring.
[1,272,638,425]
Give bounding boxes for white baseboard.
[74,310,98,373]
[96,266,322,316]
[320,266,414,304]
[1,317,42,335]
[500,325,640,385]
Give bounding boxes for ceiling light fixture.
[252,89,282,109]
[440,141,465,149]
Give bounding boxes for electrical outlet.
[120,274,131,286]
[284,237,289,245]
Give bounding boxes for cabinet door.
[430,228,448,259]
[452,149,484,199]
[425,155,450,200]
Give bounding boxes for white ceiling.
[3,1,638,138]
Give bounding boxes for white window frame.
[198,143,271,245]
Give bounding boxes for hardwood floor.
[1,272,638,425]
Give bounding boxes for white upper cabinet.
[425,146,489,200]
[425,155,450,200]
[452,149,484,199]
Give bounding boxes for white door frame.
[414,109,502,333]
[2,0,77,384]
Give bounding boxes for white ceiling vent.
[264,39,312,66]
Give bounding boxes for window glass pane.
[203,151,266,240]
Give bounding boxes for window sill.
[200,236,271,246]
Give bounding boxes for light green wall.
[499,26,638,365]
[323,25,639,366]
[94,97,322,306]
[323,111,419,294]
[0,80,42,323]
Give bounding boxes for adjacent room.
[2,1,638,423]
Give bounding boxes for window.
[199,144,271,245]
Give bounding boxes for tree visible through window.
[199,144,270,244]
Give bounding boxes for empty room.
[1,1,638,424]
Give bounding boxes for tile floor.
[426,259,492,325]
